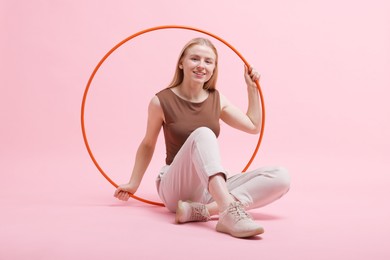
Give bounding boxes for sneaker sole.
[216,222,264,238]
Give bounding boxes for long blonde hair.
[166,38,219,91]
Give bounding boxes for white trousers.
[156,127,290,212]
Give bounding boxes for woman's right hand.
[113,183,138,201]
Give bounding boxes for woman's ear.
[179,64,183,69]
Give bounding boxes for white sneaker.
[216,201,264,238]
[175,200,210,224]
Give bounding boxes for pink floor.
[1,151,389,259]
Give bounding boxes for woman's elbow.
[247,125,261,134]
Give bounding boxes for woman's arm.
[114,96,164,201]
[220,66,261,134]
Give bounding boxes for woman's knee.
[273,166,291,193]
[192,127,216,140]
[253,166,291,192]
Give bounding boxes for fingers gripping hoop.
[81,25,266,207]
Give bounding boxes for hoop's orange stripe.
[81,25,265,207]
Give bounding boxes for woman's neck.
[175,82,208,103]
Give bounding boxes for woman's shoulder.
[214,89,224,100]
[150,95,161,105]
[217,90,230,110]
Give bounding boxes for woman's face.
[180,44,216,85]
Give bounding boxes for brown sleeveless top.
[156,88,221,165]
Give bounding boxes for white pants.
[156,127,290,213]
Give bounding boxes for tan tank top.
[156,88,221,165]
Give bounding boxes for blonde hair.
[166,38,218,91]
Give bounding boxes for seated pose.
[114,38,290,238]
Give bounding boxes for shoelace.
[190,204,210,221]
[227,202,252,223]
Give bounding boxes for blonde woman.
[114,38,290,238]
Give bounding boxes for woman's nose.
[197,60,205,69]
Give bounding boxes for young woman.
[114,38,290,238]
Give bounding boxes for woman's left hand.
[244,66,260,88]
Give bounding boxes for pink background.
[1,0,389,259]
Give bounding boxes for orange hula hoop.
[81,25,266,207]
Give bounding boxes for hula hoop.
[81,25,266,207]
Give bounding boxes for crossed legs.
[156,127,290,237]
